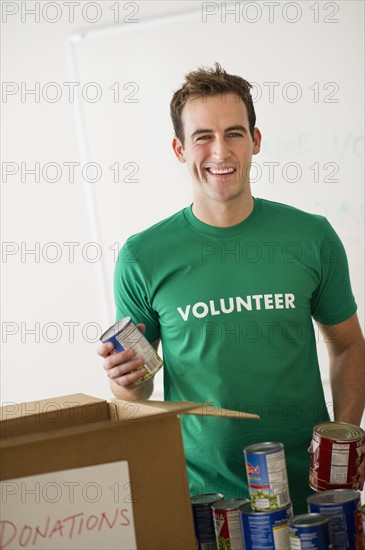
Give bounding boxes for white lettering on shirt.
[177,293,296,321]
[177,305,190,321]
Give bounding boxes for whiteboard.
[67,1,364,402]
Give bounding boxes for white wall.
[1,1,195,403]
[2,0,364,442]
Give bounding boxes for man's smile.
[204,165,236,176]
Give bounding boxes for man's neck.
[192,195,254,228]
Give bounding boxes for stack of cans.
[191,424,365,549]
[306,490,363,550]
[287,421,365,549]
[240,442,293,549]
[304,421,365,549]
[191,493,249,550]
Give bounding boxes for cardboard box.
[0,394,259,550]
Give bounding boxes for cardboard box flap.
[185,402,260,419]
[0,393,110,438]
[111,399,200,420]
[111,399,260,420]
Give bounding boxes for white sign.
[0,461,137,549]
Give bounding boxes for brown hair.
[170,62,256,146]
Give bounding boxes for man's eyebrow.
[225,125,248,134]
[191,128,212,138]
[190,125,248,138]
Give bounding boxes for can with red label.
[243,442,291,511]
[212,498,249,550]
[100,317,163,386]
[307,489,363,550]
[309,422,364,491]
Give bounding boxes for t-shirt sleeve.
[113,238,160,343]
[311,218,357,325]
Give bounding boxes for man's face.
[172,93,261,205]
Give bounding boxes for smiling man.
[172,91,261,227]
[98,63,365,514]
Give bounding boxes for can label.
[307,489,364,550]
[100,317,163,386]
[239,501,293,550]
[288,513,331,550]
[244,443,290,511]
[309,422,364,492]
[212,499,249,550]
[192,493,223,550]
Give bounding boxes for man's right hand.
[97,323,153,398]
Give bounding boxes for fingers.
[136,323,146,334]
[98,322,148,389]
[97,341,114,358]
[103,348,147,389]
[111,363,148,388]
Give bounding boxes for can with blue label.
[243,442,291,511]
[239,501,293,549]
[191,493,223,550]
[307,489,363,550]
[100,317,163,385]
[288,513,331,549]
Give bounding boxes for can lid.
[238,501,292,515]
[307,489,360,506]
[243,441,284,454]
[100,317,132,341]
[288,513,329,527]
[314,421,364,441]
[191,493,223,506]
[211,498,250,511]
[238,502,254,514]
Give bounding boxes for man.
[98,63,365,514]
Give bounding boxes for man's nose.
[212,137,230,161]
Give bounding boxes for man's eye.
[228,132,243,138]
[196,135,211,141]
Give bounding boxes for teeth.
[208,168,235,174]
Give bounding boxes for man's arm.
[318,313,364,424]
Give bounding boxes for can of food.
[191,493,223,550]
[307,489,363,550]
[309,422,364,492]
[239,501,293,549]
[288,513,331,549]
[100,317,163,385]
[212,498,250,550]
[243,442,291,511]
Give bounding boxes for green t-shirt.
[114,197,356,514]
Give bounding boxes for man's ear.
[172,136,186,163]
[252,127,262,155]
